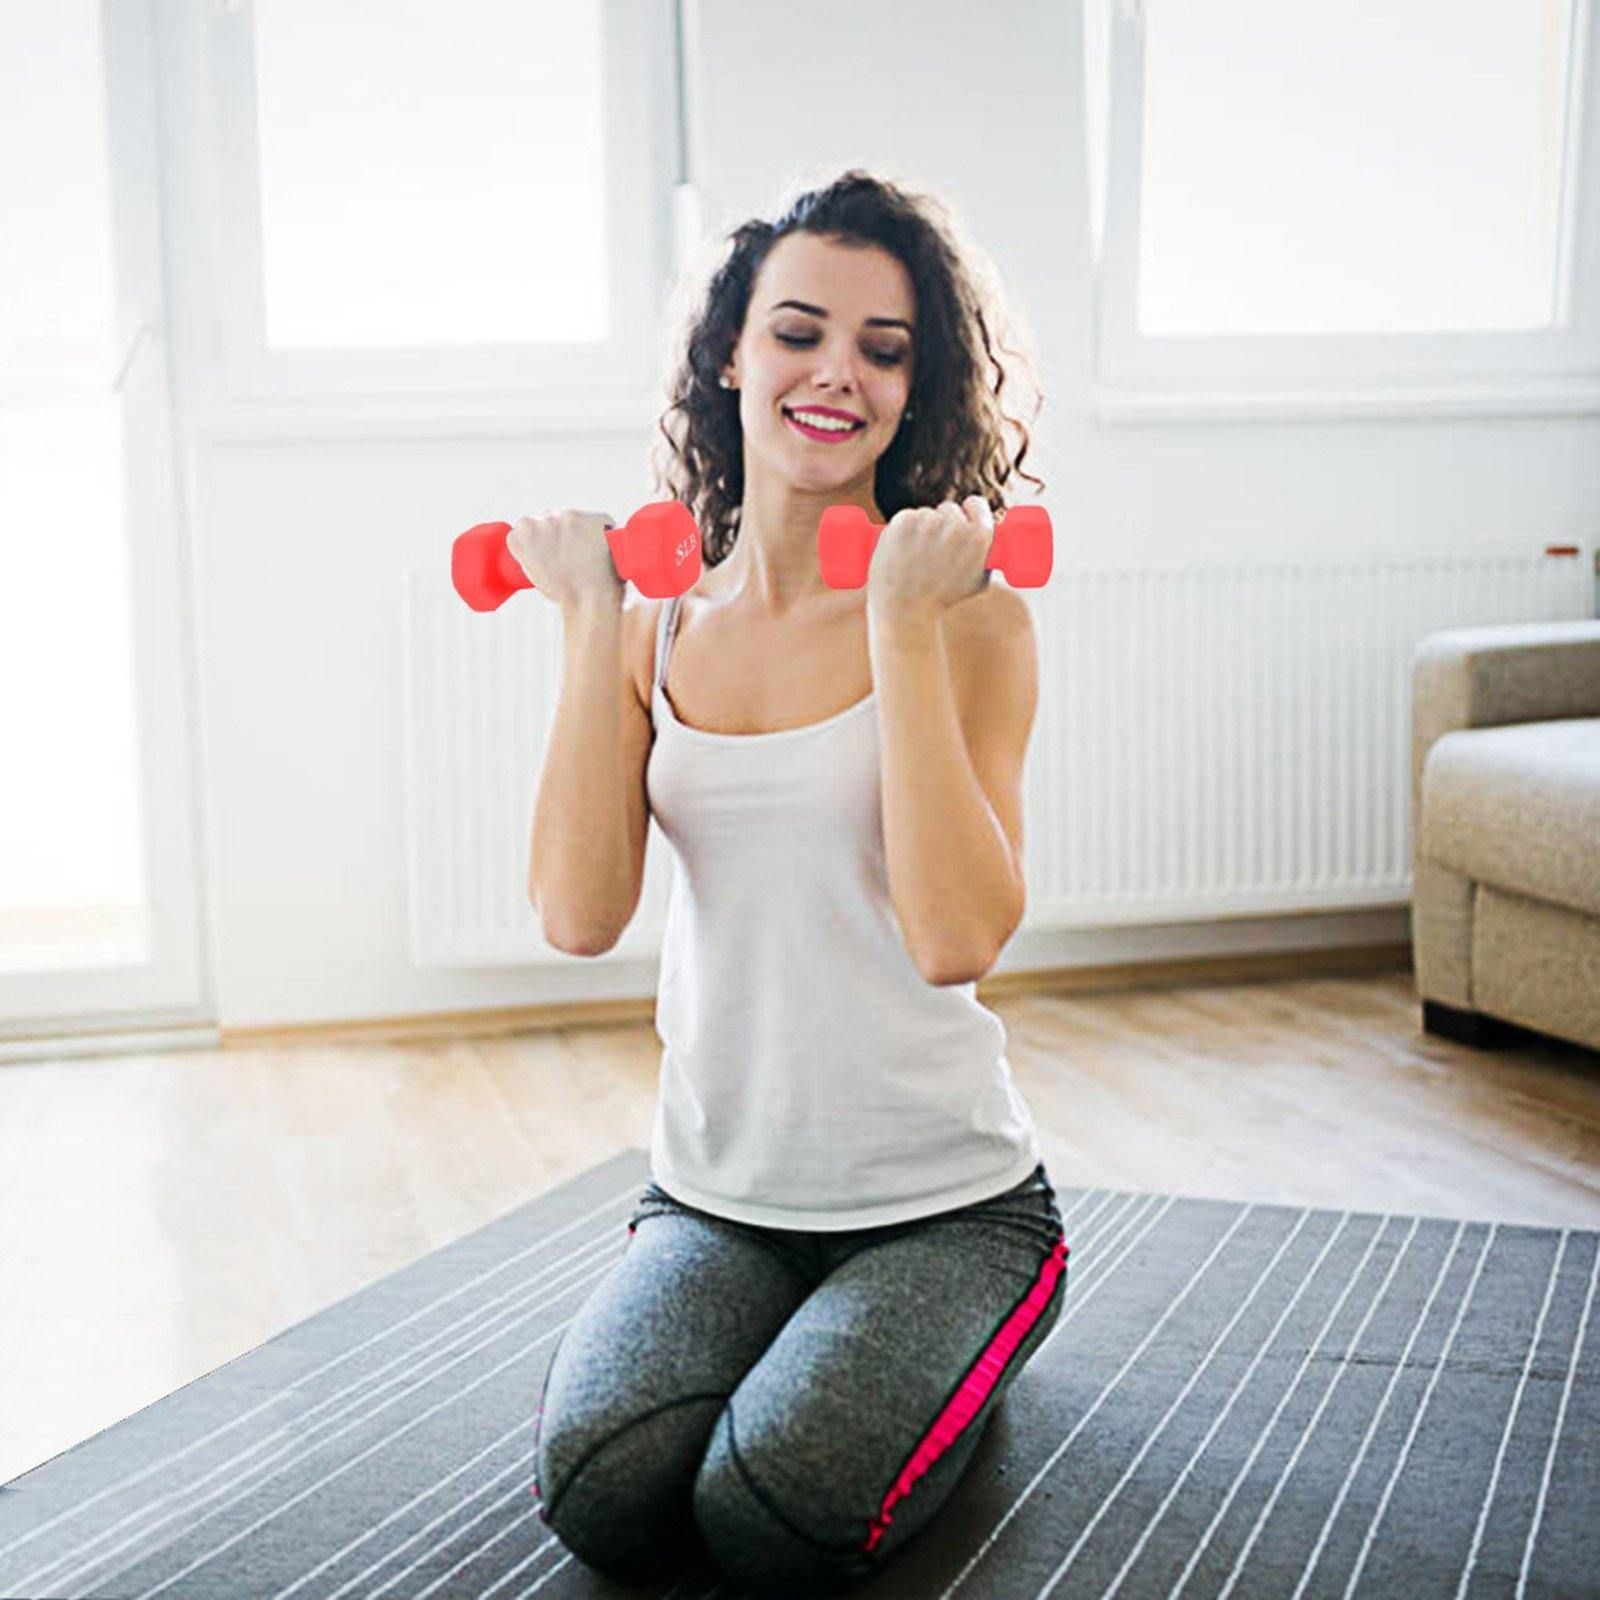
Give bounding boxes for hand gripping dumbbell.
[817,504,1053,590]
[451,501,703,611]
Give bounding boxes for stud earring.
[719,375,734,390]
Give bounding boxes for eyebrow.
[769,299,914,332]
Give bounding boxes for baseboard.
[217,939,1415,1051]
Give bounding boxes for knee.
[692,1403,878,1598]
[536,1394,723,1585]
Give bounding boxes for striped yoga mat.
[0,1149,1594,1599]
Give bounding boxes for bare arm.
[528,595,651,953]
[867,608,1026,984]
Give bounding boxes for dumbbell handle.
[451,521,632,612]
[818,504,1052,589]
[452,502,701,610]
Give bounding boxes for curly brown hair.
[648,168,1047,568]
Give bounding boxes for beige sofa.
[1411,619,1600,1054]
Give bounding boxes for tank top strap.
[654,592,684,695]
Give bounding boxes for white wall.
[159,1,1600,1030]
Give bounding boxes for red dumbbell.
[817,504,1053,590]
[451,501,703,611]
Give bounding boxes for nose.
[808,342,866,395]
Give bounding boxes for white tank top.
[644,589,1042,1230]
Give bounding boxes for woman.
[530,168,1066,1595]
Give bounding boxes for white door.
[0,1,210,1052]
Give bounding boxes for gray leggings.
[532,1160,1070,1596]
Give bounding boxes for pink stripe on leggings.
[861,1235,1068,1556]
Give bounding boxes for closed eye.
[776,333,907,368]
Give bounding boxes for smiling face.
[722,231,916,494]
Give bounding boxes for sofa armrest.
[1410,620,1600,868]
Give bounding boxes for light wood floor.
[1,967,1597,1488]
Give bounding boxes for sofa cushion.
[1419,717,1600,919]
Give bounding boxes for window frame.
[199,0,674,414]
[1091,0,1600,423]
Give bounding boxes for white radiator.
[401,542,1594,968]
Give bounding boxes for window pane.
[0,1,116,380]
[252,0,610,349]
[0,401,149,971]
[1139,0,1574,336]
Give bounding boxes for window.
[0,4,148,972]
[0,0,206,1039]
[1085,0,1600,419]
[203,0,669,412]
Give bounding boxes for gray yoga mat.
[0,1147,1595,1599]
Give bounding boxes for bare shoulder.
[622,563,724,711]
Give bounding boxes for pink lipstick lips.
[783,405,866,443]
